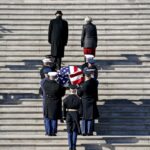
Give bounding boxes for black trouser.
[54,57,61,70]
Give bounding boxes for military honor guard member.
[81,54,98,79]
[63,84,82,150]
[40,67,52,135]
[43,71,66,136]
[48,10,68,70]
[77,70,99,136]
[40,58,52,79]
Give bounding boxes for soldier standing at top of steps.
[48,10,68,70]
[77,70,99,136]
[63,84,82,150]
[42,72,66,136]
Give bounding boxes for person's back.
[79,78,98,100]
[50,17,68,44]
[84,23,97,38]
[44,80,62,99]
[77,71,99,136]
[64,94,81,110]
[63,85,82,150]
[43,72,66,136]
[48,10,68,69]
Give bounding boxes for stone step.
[2,24,150,30]
[0,123,149,131]
[0,144,150,150]
[0,72,150,78]
[1,4,150,9]
[1,14,150,20]
[1,34,150,40]
[1,9,150,15]
[1,47,150,53]
[0,135,149,144]
[2,30,150,36]
[2,83,150,90]
[0,99,149,107]
[1,28,150,34]
[0,91,150,100]
[1,84,150,91]
[1,69,150,74]
[0,135,107,144]
[110,144,150,150]
[0,118,148,125]
[0,56,129,61]
[0,0,149,4]
[0,106,150,113]
[1,50,150,57]
[1,112,150,119]
[1,78,150,84]
[0,118,149,125]
[0,110,150,118]
[0,146,85,150]
[3,29,150,35]
[0,98,148,104]
[1,41,150,46]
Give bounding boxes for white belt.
[66,109,78,112]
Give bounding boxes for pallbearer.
[43,72,66,136]
[77,70,99,136]
[63,84,82,150]
[40,67,52,135]
[81,54,98,79]
[40,58,52,79]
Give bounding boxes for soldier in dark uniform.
[40,58,52,79]
[40,67,51,135]
[81,55,98,79]
[63,85,82,150]
[77,70,99,136]
[48,10,68,70]
[43,72,66,136]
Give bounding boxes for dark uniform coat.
[77,78,99,120]
[43,79,66,119]
[81,22,97,48]
[63,94,82,133]
[40,66,52,79]
[48,16,68,58]
[81,63,98,79]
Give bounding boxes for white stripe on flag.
[70,74,83,82]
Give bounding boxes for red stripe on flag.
[71,77,84,85]
[74,66,78,72]
[69,71,83,78]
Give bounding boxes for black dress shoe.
[51,133,56,136]
[87,133,93,136]
[82,133,86,136]
[47,134,52,136]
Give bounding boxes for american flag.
[69,66,84,85]
[57,66,84,86]
[57,66,70,87]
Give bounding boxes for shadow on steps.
[95,99,150,135]
[5,59,42,70]
[0,93,40,104]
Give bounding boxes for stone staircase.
[0,0,150,149]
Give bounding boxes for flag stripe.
[69,71,83,78]
[69,66,84,85]
[71,77,84,85]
